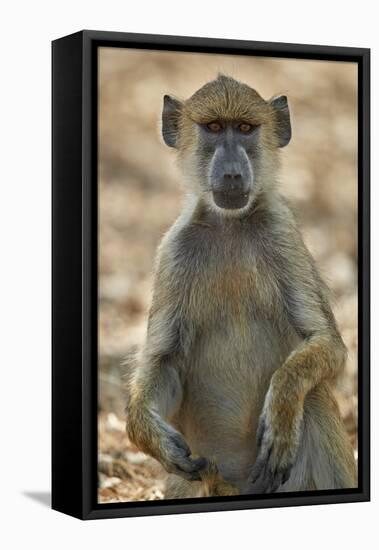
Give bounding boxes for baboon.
[126,75,357,498]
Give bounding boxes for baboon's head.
[162,75,291,215]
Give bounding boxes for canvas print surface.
[97,47,358,504]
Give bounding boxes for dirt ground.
[97,48,358,504]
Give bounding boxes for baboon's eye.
[239,122,254,133]
[207,121,222,133]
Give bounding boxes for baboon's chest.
[183,239,281,326]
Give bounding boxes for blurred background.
[98,48,358,504]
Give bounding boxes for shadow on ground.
[23,491,51,507]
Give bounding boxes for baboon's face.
[162,75,291,214]
[196,119,258,210]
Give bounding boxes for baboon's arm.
[127,271,207,481]
[249,231,347,493]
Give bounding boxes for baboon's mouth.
[212,190,250,210]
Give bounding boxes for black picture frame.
[52,30,370,520]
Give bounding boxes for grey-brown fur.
[126,75,357,497]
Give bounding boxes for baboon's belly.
[177,319,298,484]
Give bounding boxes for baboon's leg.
[164,475,205,499]
[165,459,241,499]
[279,382,357,492]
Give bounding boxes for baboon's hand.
[155,421,208,482]
[128,407,208,481]
[247,381,304,493]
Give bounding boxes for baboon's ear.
[270,95,291,147]
[162,95,182,148]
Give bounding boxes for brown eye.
[207,121,222,133]
[239,122,254,133]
